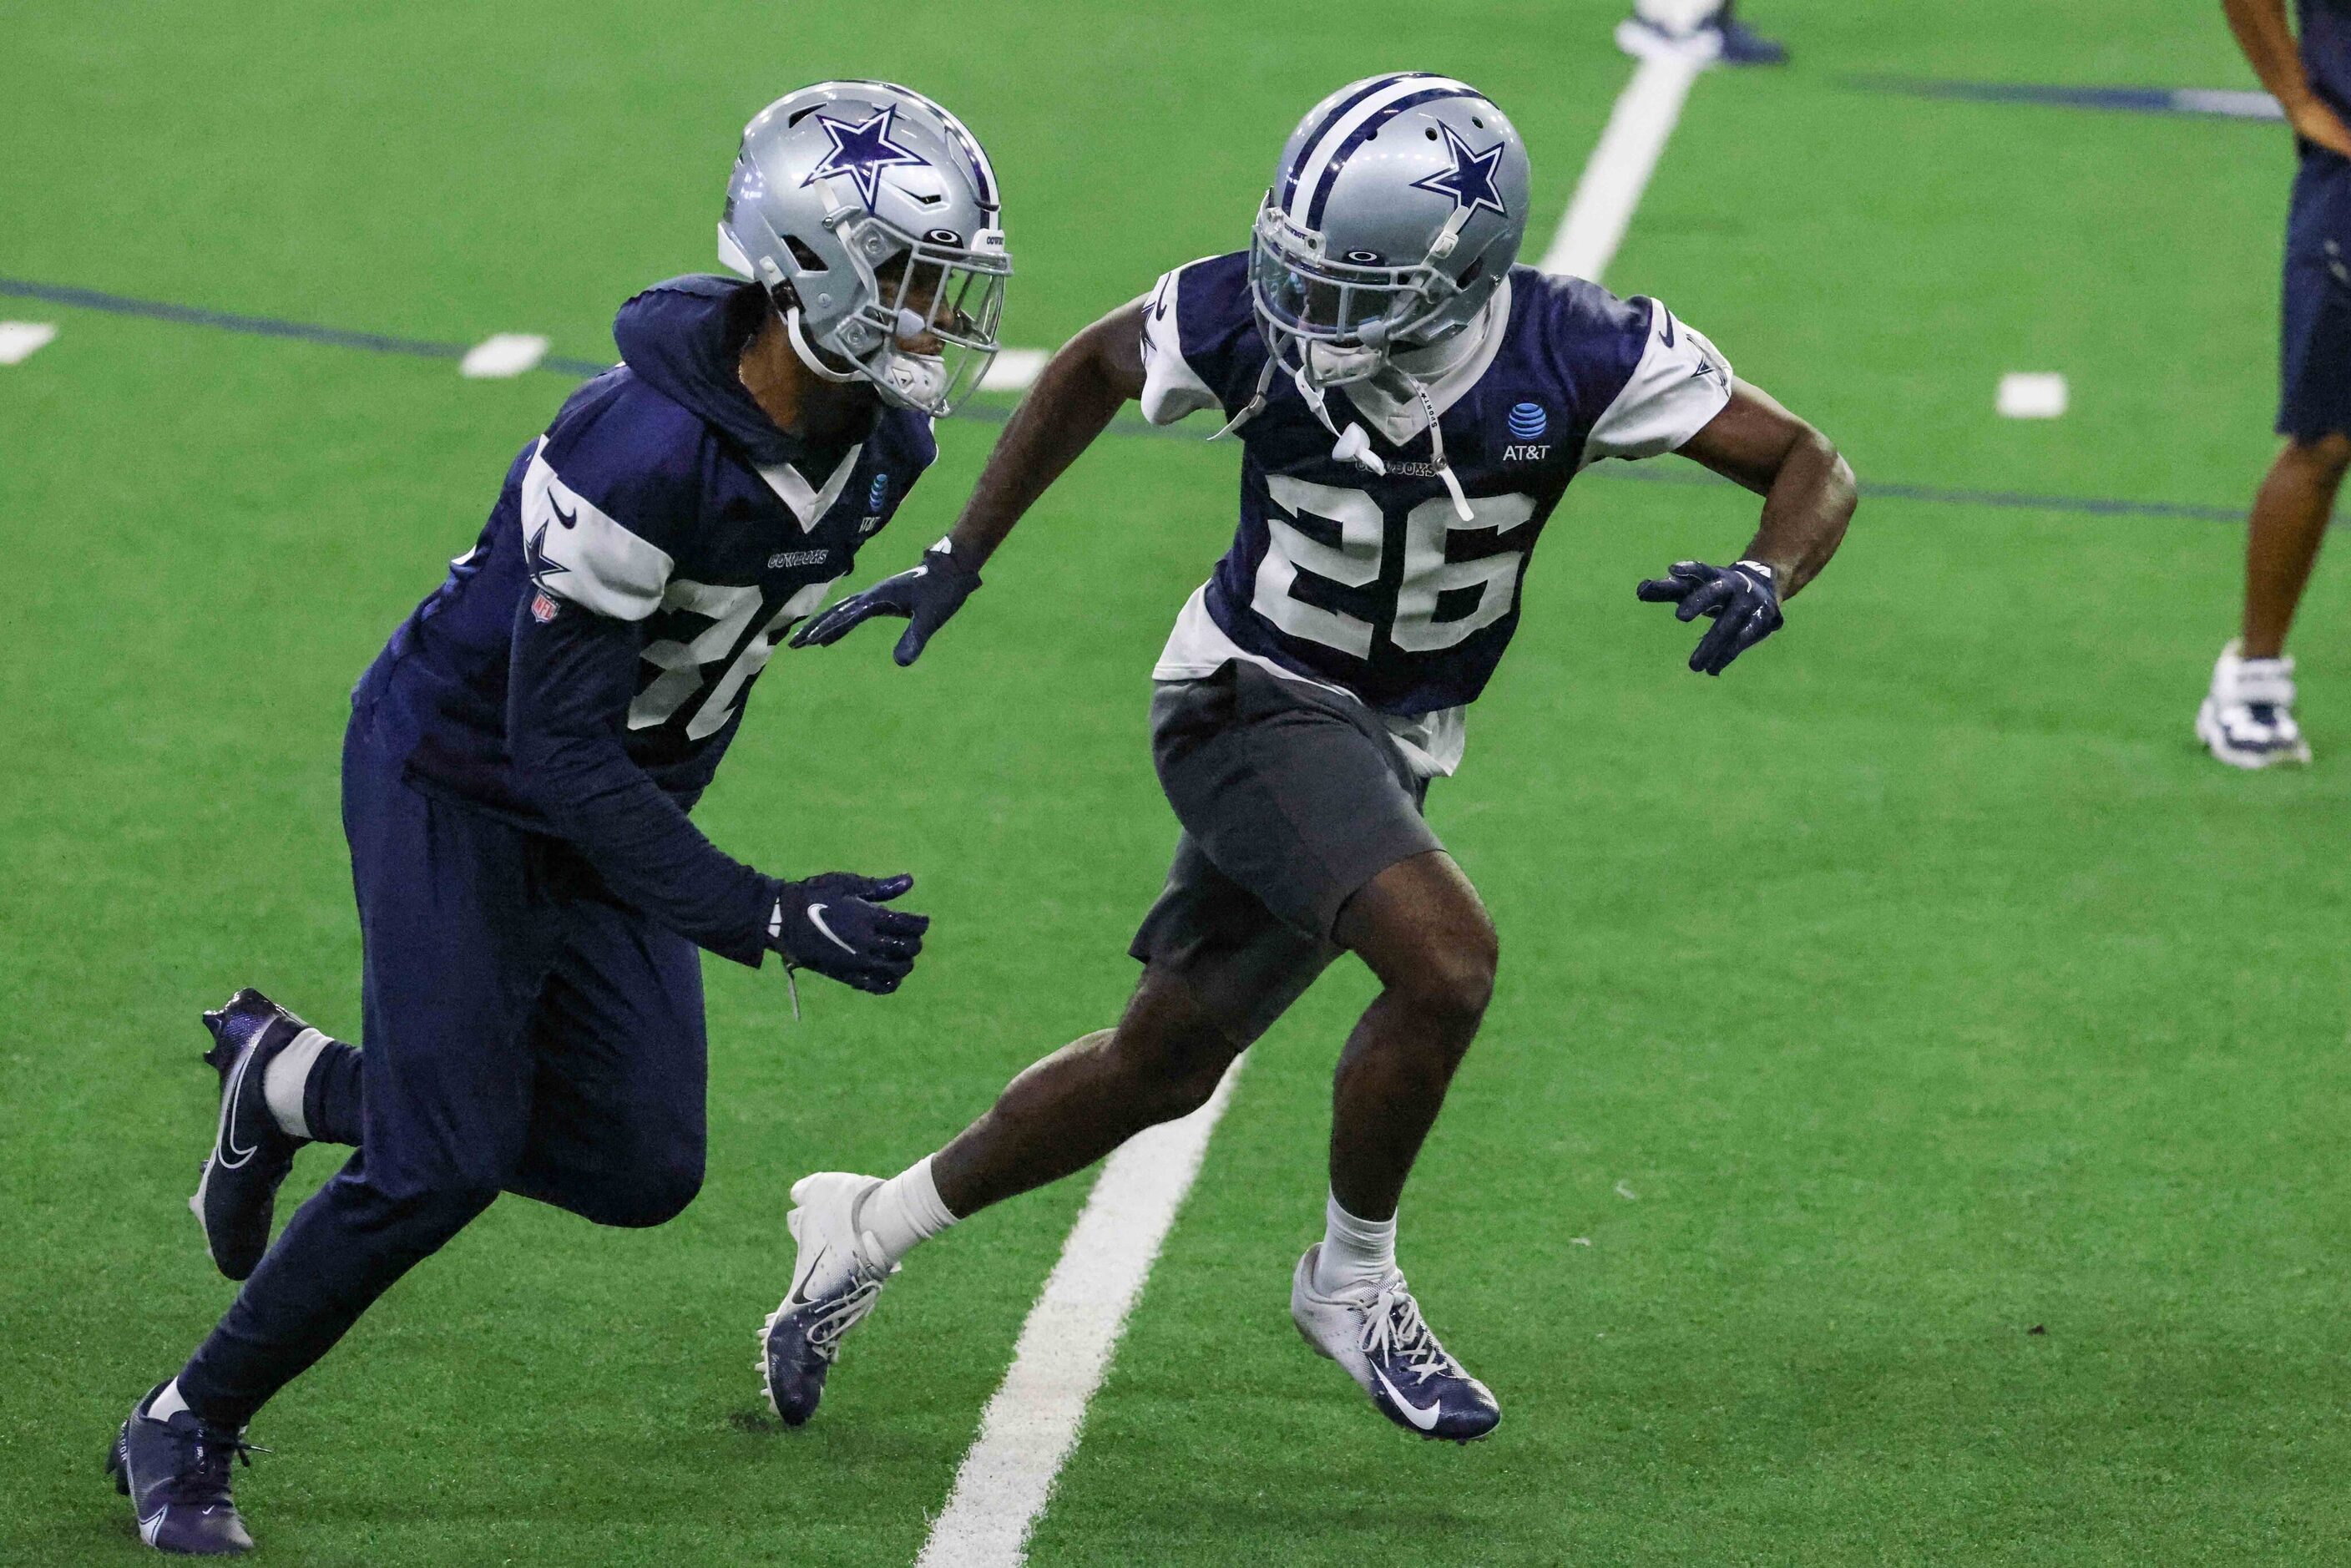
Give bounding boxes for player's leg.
[1323,849,1496,1227]
[505,886,710,1231]
[2203,182,2351,766]
[760,947,1272,1424]
[114,713,551,1554]
[2200,432,2345,766]
[760,670,1366,1424]
[928,959,1247,1216]
[2240,436,2351,663]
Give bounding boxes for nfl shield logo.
[530,590,560,624]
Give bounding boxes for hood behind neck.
[611,276,872,469]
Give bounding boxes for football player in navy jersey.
[2197,0,2351,766]
[771,73,1853,1442]
[107,83,1009,1554]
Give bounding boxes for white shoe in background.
[2197,640,2313,768]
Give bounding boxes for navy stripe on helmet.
[1302,86,1477,229]
[1277,73,1430,214]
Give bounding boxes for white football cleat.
[2197,640,2313,768]
[1290,1245,1499,1443]
[757,1172,896,1427]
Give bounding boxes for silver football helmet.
[719,80,1009,416]
[1250,74,1530,390]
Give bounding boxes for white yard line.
[1538,45,1707,284]
[459,332,549,379]
[1996,372,2068,419]
[0,321,58,365]
[913,1060,1244,1568]
[980,346,1049,393]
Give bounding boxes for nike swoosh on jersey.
[1373,1368,1443,1430]
[806,904,857,953]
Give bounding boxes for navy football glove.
[790,539,981,666]
[766,873,930,995]
[1636,559,1783,676]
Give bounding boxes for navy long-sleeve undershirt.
[504,590,776,968]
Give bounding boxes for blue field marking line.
[2,273,2252,528]
[0,277,615,377]
[1850,76,2283,123]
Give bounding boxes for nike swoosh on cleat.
[216,1039,260,1170]
[806,905,857,954]
[789,1243,832,1306]
[1373,1368,1443,1431]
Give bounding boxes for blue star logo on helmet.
[1409,123,1509,220]
[1507,402,1547,440]
[802,105,928,210]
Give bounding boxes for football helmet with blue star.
[1248,74,1530,389]
[719,81,1009,416]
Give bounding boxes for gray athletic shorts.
[1128,660,1443,1044]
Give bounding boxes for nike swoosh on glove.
[1636,559,1783,675]
[766,873,930,994]
[789,539,982,666]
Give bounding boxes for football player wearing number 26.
[775,73,1856,1442]
[108,83,1009,1555]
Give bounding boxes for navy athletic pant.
[177,706,707,1429]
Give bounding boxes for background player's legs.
[2240,434,2350,657]
[1324,850,1497,1223]
[2206,203,2351,766]
[929,964,1241,1217]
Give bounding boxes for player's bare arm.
[948,298,1150,567]
[1680,380,1855,594]
[1637,378,1856,675]
[2225,0,2351,158]
[792,296,1150,660]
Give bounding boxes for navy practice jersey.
[1139,252,1732,721]
[352,276,935,963]
[2305,0,2351,125]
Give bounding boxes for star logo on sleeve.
[524,521,570,592]
[801,105,929,210]
[1409,124,1509,220]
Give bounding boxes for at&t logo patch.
[1503,401,1550,461]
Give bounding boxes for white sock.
[1636,0,1722,33]
[146,1379,190,1424]
[261,1028,330,1140]
[854,1156,958,1266]
[1312,1191,1398,1297]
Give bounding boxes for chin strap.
[784,306,863,385]
[1208,357,1278,443]
[1215,333,1474,524]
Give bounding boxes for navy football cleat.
[758,1172,897,1426]
[1712,7,1788,65]
[1291,1245,1501,1444]
[107,1385,261,1555]
[190,989,311,1281]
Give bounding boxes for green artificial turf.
[6,1,2349,1561]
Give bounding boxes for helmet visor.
[860,233,1009,416]
[1248,205,1451,350]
